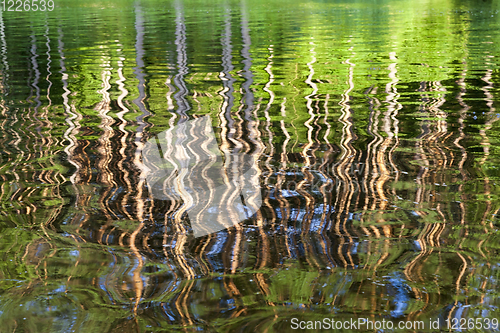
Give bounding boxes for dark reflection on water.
[0,0,500,332]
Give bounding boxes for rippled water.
[0,0,500,332]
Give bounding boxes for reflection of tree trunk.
[59,28,81,186]
[168,6,194,286]
[167,6,196,327]
[132,2,151,192]
[43,22,52,112]
[0,9,9,95]
[237,1,270,274]
[332,54,356,268]
[300,42,320,268]
[478,69,498,232]
[218,4,237,205]
[129,3,147,317]
[28,31,41,116]
[240,0,253,113]
[173,0,189,123]
[217,4,245,276]
[95,66,113,187]
[239,0,264,221]
[375,52,400,237]
[133,5,149,127]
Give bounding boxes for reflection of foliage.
[113,219,141,233]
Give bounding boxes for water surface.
[0,0,499,332]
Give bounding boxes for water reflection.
[0,0,499,331]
